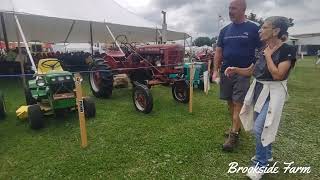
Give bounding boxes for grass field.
[0,57,319,179]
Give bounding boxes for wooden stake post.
[206,59,212,95]
[189,64,195,113]
[74,73,88,148]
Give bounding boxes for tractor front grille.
[50,80,75,95]
[53,93,75,100]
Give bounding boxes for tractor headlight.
[65,76,71,80]
[156,60,161,67]
[36,79,46,87]
[58,76,65,81]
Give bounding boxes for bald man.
[213,0,261,151]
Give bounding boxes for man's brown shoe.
[222,131,239,152]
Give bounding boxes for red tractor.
[89,35,190,114]
[194,48,215,82]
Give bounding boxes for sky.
[116,0,320,38]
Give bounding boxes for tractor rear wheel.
[83,97,96,118]
[172,80,190,103]
[0,92,6,119]
[28,104,44,129]
[89,59,113,98]
[132,83,153,114]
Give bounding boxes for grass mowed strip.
[0,57,319,179]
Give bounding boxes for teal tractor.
[168,62,208,103]
[183,62,208,90]
[0,91,6,120]
[17,58,96,129]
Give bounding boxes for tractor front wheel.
[0,92,6,119]
[172,80,190,104]
[132,83,153,114]
[28,104,44,129]
[89,59,114,98]
[83,97,96,118]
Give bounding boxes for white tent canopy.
[0,0,189,43]
[292,33,320,46]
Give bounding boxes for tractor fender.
[92,58,105,65]
[173,79,189,87]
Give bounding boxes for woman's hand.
[264,46,276,58]
[264,43,283,58]
[224,67,237,78]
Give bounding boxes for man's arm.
[224,64,254,77]
[212,47,223,81]
[214,47,222,73]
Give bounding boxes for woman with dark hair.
[280,31,289,42]
[224,16,296,180]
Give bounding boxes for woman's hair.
[265,16,290,39]
[280,32,289,42]
[265,16,296,68]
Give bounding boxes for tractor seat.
[37,58,64,74]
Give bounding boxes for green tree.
[247,12,264,25]
[210,36,218,45]
[247,13,294,27]
[193,37,212,47]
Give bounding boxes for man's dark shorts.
[220,72,250,103]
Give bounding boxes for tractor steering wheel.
[40,59,62,70]
[115,35,135,54]
[116,34,128,44]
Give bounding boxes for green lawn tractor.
[0,91,6,120]
[16,58,96,129]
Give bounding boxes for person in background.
[224,16,296,180]
[213,0,261,151]
[5,48,18,62]
[316,49,320,65]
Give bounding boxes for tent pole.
[14,14,37,73]
[183,33,186,55]
[190,36,194,62]
[161,11,167,44]
[0,12,9,51]
[90,22,94,55]
[64,20,75,44]
[63,20,76,53]
[155,27,158,44]
[15,23,27,89]
[157,29,162,44]
[104,21,124,54]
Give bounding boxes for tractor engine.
[46,74,75,95]
[136,44,184,70]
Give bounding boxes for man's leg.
[224,100,234,136]
[228,100,234,120]
[231,101,242,132]
[222,75,250,151]
[222,101,241,152]
[219,73,234,136]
